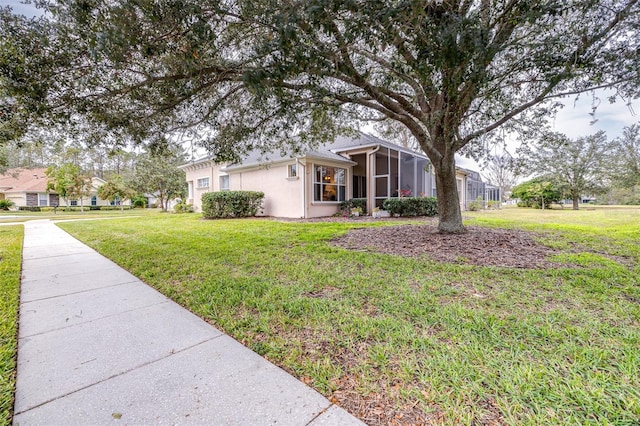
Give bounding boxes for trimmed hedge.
[202,191,264,219]
[18,206,41,212]
[382,196,438,217]
[339,198,368,215]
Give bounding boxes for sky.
[455,90,640,170]
[2,0,639,172]
[0,0,40,17]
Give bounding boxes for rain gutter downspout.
[296,157,306,218]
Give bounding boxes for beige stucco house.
[0,168,130,208]
[180,133,498,218]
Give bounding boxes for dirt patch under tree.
[331,223,561,269]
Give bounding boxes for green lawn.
[0,226,22,426]
[0,207,159,223]
[58,208,640,425]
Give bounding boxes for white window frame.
[196,177,210,189]
[313,165,346,203]
[219,175,230,191]
[287,164,298,178]
[70,199,78,206]
[38,193,48,207]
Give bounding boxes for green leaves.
[45,163,92,205]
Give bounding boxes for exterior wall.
[7,194,23,207]
[181,160,225,212]
[232,162,304,218]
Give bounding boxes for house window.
[314,166,346,202]
[70,199,78,206]
[197,177,210,189]
[220,175,230,191]
[288,164,298,178]
[38,193,48,207]
[91,196,97,206]
[110,196,121,206]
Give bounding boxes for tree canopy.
[2,1,639,231]
[609,124,640,190]
[511,177,563,209]
[481,153,519,202]
[520,131,610,209]
[97,175,136,212]
[132,147,187,212]
[45,163,92,210]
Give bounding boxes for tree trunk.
[572,195,579,210]
[433,154,466,233]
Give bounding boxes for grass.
[0,226,23,426]
[58,208,640,425]
[0,207,160,223]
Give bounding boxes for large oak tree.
[1,1,639,232]
[520,131,611,209]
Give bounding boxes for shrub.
[468,196,483,211]
[174,202,195,213]
[487,200,501,209]
[202,191,264,219]
[19,206,41,212]
[132,195,147,208]
[0,199,15,210]
[382,196,438,217]
[339,198,368,216]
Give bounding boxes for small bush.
[0,199,15,210]
[202,191,264,219]
[132,195,147,208]
[18,206,41,212]
[468,197,483,211]
[174,202,195,213]
[339,198,368,216]
[40,207,55,212]
[487,200,501,209]
[382,197,438,217]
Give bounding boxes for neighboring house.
[0,168,130,208]
[180,133,500,218]
[460,169,502,209]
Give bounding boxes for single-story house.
[180,133,500,218]
[0,168,130,208]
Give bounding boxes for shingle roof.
[0,168,49,193]
[325,132,426,157]
[187,132,425,172]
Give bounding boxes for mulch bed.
[331,223,561,269]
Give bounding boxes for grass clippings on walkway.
[0,226,22,426]
[59,210,640,425]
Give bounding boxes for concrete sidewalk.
[14,220,364,425]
